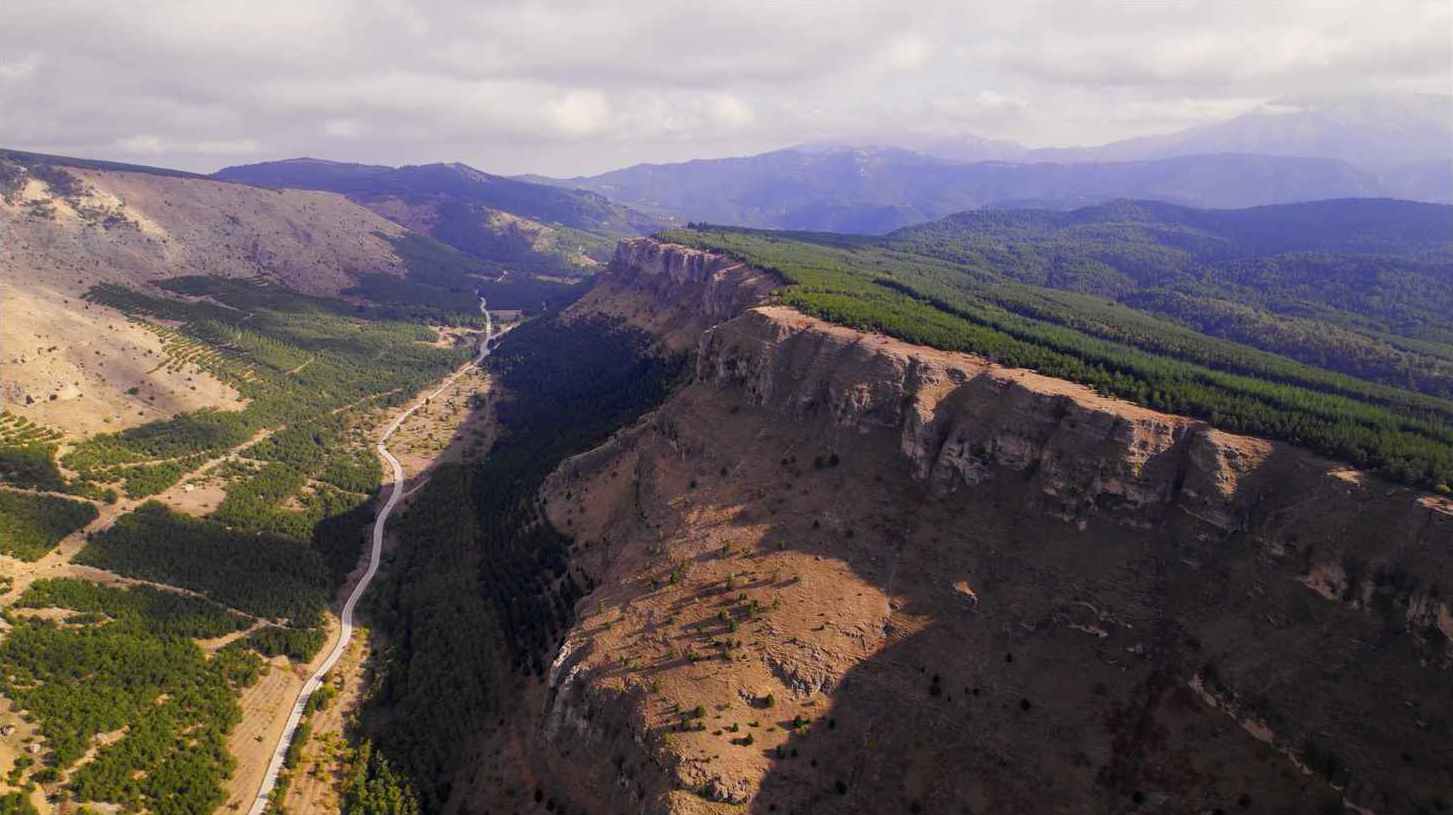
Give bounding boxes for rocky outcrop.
[510,238,1453,815]
[698,305,1273,531]
[564,238,780,351]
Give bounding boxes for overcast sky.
[2,0,1449,176]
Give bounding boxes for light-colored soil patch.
[222,614,340,813]
[165,477,229,517]
[0,696,48,812]
[385,352,497,481]
[197,621,267,655]
[279,630,372,815]
[0,166,410,300]
[0,282,242,435]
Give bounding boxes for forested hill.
[668,197,1453,492]
[895,198,1453,261]
[882,198,1453,365]
[216,159,661,234]
[213,158,664,295]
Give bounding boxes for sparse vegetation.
[0,591,263,813]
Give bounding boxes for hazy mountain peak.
[1027,92,1453,171]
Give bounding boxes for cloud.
[0,55,39,81]
[932,91,1029,121]
[546,91,611,137]
[877,34,933,72]
[114,135,261,156]
[708,94,755,129]
[323,118,365,139]
[0,0,1446,175]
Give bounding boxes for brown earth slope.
[457,239,1453,815]
[0,157,411,432]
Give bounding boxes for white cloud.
[877,34,933,72]
[114,135,260,156]
[0,55,39,81]
[707,94,755,129]
[546,91,611,137]
[931,91,1029,121]
[115,134,166,155]
[324,118,365,139]
[0,0,1446,174]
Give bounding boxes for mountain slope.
[1033,93,1453,171]
[920,93,1453,201]
[0,149,503,434]
[546,146,1387,233]
[214,158,664,274]
[882,198,1453,397]
[374,237,1452,815]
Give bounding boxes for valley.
[0,152,509,815]
[412,237,1452,815]
[0,144,1450,815]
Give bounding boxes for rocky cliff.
[563,237,780,352]
[697,306,1278,533]
[462,239,1453,815]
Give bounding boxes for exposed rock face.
[474,238,1453,815]
[697,306,1272,531]
[564,237,780,351]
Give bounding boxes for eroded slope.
[470,240,1453,815]
[0,157,419,433]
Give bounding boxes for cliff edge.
[460,239,1453,815]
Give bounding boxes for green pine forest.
[0,269,485,813]
[665,198,1453,491]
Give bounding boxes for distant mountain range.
[215,158,663,275]
[537,147,1404,234]
[921,93,1453,170]
[528,93,1451,234]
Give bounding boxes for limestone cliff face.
[500,239,1453,815]
[697,306,1270,532]
[564,237,780,352]
[608,237,764,321]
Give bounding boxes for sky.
[1,0,1450,176]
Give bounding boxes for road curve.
[247,302,494,815]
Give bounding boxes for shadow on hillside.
[636,388,1450,815]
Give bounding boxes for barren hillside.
[0,154,412,433]
[452,239,1453,815]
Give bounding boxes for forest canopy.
[667,199,1453,491]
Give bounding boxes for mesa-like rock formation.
[457,239,1453,815]
[698,305,1272,532]
[564,237,780,351]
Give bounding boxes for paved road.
[247,302,494,815]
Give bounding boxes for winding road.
[246,301,494,815]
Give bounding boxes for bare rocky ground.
[0,281,243,435]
